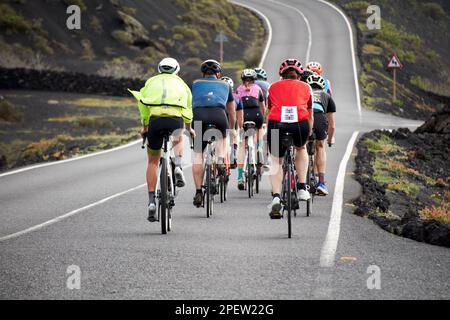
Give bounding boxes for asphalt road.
[0,0,448,300]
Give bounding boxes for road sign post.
[215,32,228,65]
[386,53,403,102]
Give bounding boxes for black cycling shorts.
[244,107,264,130]
[193,107,228,153]
[267,120,310,158]
[313,111,328,141]
[147,116,184,151]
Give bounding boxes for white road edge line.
[319,131,359,267]
[266,0,312,63]
[0,165,191,242]
[229,0,273,68]
[0,139,141,178]
[314,0,362,118]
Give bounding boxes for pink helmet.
[279,58,303,76]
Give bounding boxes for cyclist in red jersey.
[267,59,314,219]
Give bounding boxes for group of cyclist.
[130,56,336,222]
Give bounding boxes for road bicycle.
[142,132,176,234]
[306,133,317,217]
[202,124,218,218]
[280,132,300,238]
[243,121,262,198]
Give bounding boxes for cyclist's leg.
[267,120,284,218]
[313,112,329,195]
[192,109,208,206]
[292,120,311,200]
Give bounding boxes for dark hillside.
[0,0,266,82]
[331,0,450,120]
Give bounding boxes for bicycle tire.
[255,166,260,194]
[160,157,168,234]
[287,164,292,239]
[247,165,252,199]
[306,157,312,217]
[219,175,224,203]
[206,163,211,218]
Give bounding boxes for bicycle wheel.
[287,165,292,239]
[210,164,215,216]
[160,158,168,234]
[306,156,313,217]
[167,169,174,232]
[206,164,211,218]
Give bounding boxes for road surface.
[0,0,448,299]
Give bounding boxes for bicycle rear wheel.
[219,175,224,203]
[160,158,168,234]
[306,157,312,217]
[287,166,292,238]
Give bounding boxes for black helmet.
[201,59,222,74]
[300,70,314,82]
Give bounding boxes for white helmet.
[220,76,234,89]
[158,57,180,74]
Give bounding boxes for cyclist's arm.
[307,91,314,136]
[326,95,336,144]
[258,90,266,116]
[226,87,236,130]
[227,101,236,130]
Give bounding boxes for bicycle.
[243,121,261,198]
[305,133,317,217]
[202,124,218,218]
[142,131,176,234]
[280,132,300,238]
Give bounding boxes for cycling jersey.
[323,77,332,96]
[192,76,234,109]
[312,89,336,113]
[267,79,312,123]
[233,93,243,111]
[128,73,192,125]
[255,80,270,103]
[235,83,264,109]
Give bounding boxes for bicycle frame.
[156,135,175,233]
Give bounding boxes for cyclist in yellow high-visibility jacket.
[129,57,194,222]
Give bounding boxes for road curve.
[0,0,448,299]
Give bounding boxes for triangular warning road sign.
[387,53,403,69]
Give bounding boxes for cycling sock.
[196,189,202,195]
[148,192,155,204]
[257,140,263,150]
[319,173,325,184]
[174,155,183,167]
[273,193,281,199]
[238,168,244,180]
[299,183,306,190]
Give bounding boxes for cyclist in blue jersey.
[305,74,336,196]
[191,60,236,207]
[306,61,332,96]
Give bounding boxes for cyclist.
[254,67,270,103]
[191,60,236,207]
[306,61,332,96]
[306,74,336,195]
[235,69,266,190]
[128,57,194,222]
[267,59,313,219]
[221,76,242,169]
